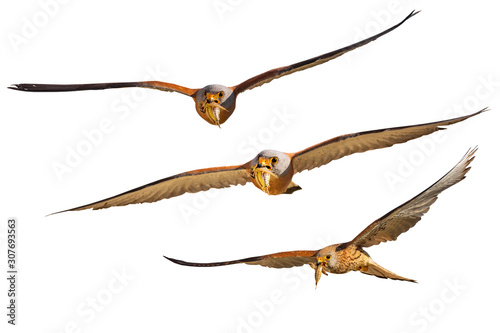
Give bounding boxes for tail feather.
[361,260,416,283]
[284,181,302,194]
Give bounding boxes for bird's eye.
[218,91,224,98]
[325,255,331,260]
[271,157,278,164]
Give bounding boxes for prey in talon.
[164,148,477,287]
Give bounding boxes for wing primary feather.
[291,108,486,174]
[48,164,251,215]
[9,81,197,96]
[232,10,419,94]
[349,147,477,248]
[164,250,318,269]
[164,255,268,267]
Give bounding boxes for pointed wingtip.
[164,256,186,266]
[46,208,72,217]
[468,107,489,117]
[460,146,478,174]
[46,203,99,216]
[46,209,64,217]
[469,107,489,119]
[163,256,206,267]
[8,84,21,91]
[437,107,488,130]
[406,10,421,20]
[478,106,490,113]
[399,10,420,24]
[467,146,479,156]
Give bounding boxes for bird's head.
[312,247,337,287]
[195,85,235,127]
[249,150,292,194]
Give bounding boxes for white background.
[1,0,499,332]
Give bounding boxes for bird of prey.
[10,11,418,127]
[50,108,485,214]
[164,147,477,286]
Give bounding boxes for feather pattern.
[291,109,485,174]
[232,11,419,94]
[9,81,197,96]
[52,165,251,214]
[349,147,477,248]
[164,250,318,269]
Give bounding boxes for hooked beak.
[206,93,218,104]
[257,157,273,171]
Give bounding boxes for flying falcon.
[164,147,477,286]
[50,108,485,214]
[10,11,418,127]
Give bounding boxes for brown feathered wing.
[290,109,484,174]
[348,147,476,248]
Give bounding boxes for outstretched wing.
[291,109,485,174]
[51,164,252,214]
[232,11,419,95]
[9,81,198,97]
[348,147,476,248]
[164,250,318,269]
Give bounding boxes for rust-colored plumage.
[49,109,485,214]
[165,148,477,286]
[10,11,418,127]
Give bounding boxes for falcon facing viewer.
[165,148,477,287]
[10,11,419,127]
[50,109,485,214]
